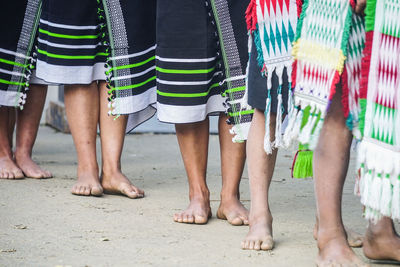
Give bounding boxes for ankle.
[14,149,31,160]
[317,226,347,247]
[220,190,240,203]
[77,163,99,175]
[189,187,209,202]
[102,163,121,175]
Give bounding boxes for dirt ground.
[0,126,398,267]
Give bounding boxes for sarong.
[156,0,252,142]
[245,0,299,153]
[36,0,157,132]
[356,0,400,222]
[0,0,41,108]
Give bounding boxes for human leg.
[14,84,52,178]
[314,90,367,266]
[98,81,144,199]
[0,107,23,179]
[64,83,102,196]
[216,113,249,226]
[241,109,277,250]
[174,118,211,224]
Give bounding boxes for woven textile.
[245,0,298,153]
[211,0,254,143]
[156,0,251,142]
[0,0,41,108]
[283,0,355,149]
[356,0,400,222]
[36,0,157,132]
[102,0,157,132]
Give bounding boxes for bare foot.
[217,197,249,226]
[101,170,144,199]
[174,194,212,224]
[363,218,400,262]
[241,211,273,250]
[15,152,52,179]
[72,169,103,197]
[314,221,363,248]
[0,156,24,179]
[317,230,368,267]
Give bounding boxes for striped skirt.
[35,0,157,131]
[0,0,41,108]
[156,0,251,138]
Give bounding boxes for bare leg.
[241,109,276,250]
[64,83,102,196]
[0,107,23,179]
[98,81,144,199]
[14,84,52,178]
[174,118,211,224]
[216,113,249,226]
[314,90,367,266]
[363,217,400,261]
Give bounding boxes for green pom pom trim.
[292,149,313,179]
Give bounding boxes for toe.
[243,240,250,249]
[84,187,91,196]
[91,186,103,196]
[254,240,261,250]
[79,186,87,195]
[194,214,208,224]
[8,171,15,179]
[182,214,189,223]
[44,171,53,178]
[14,169,24,179]
[187,215,195,224]
[248,241,255,250]
[241,216,249,225]
[261,237,274,250]
[175,213,183,223]
[122,187,139,199]
[229,216,244,226]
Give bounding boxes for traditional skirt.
[35,0,157,132]
[245,0,299,153]
[0,0,41,108]
[156,0,252,142]
[355,0,400,222]
[282,0,365,150]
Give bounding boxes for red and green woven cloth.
[283,0,360,149]
[356,0,400,222]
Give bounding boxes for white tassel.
[264,96,272,154]
[391,178,400,221]
[283,107,298,147]
[380,175,392,217]
[361,170,372,206]
[290,108,304,142]
[308,117,323,150]
[369,173,382,211]
[298,108,317,145]
[274,88,284,148]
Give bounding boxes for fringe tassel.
[358,140,400,222]
[274,85,284,148]
[264,93,272,154]
[392,177,400,221]
[298,107,317,145]
[380,175,392,217]
[291,148,313,179]
[245,0,257,32]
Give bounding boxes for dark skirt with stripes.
[0,0,41,108]
[156,0,252,140]
[35,0,157,132]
